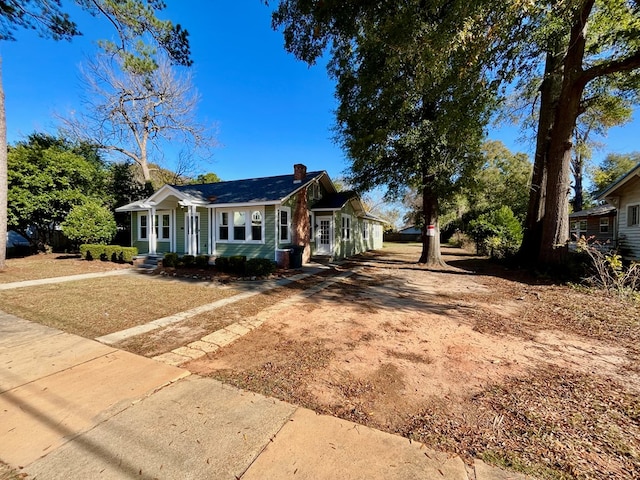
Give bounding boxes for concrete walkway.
[0,268,132,290]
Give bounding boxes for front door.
[315,216,333,255]
[185,212,200,255]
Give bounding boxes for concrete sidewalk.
[0,311,527,479]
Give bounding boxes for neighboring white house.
[598,162,640,260]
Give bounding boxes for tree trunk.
[418,179,445,267]
[0,57,7,270]
[538,1,592,265]
[572,153,584,212]
[519,45,563,263]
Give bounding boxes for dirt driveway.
[186,244,640,479]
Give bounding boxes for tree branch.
[581,50,640,85]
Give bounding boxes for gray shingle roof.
[569,204,617,218]
[310,191,358,210]
[173,171,325,204]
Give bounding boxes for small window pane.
[252,211,262,241]
[219,212,229,240]
[162,214,170,239]
[140,215,148,239]
[234,211,246,240]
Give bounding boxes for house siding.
[617,176,640,260]
[214,205,277,260]
[569,215,616,243]
[335,202,359,260]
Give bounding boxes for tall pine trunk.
[0,57,7,270]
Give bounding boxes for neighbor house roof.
[569,204,617,218]
[597,162,640,201]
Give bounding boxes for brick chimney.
[293,164,307,184]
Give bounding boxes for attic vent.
[207,195,218,202]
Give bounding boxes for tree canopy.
[272,0,512,265]
[7,134,103,249]
[0,0,192,269]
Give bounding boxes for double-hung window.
[139,212,171,241]
[279,207,291,243]
[219,212,229,240]
[139,214,148,240]
[342,215,351,241]
[363,221,369,240]
[599,218,609,233]
[218,208,264,243]
[155,213,171,240]
[628,204,640,227]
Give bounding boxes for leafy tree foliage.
[590,152,640,195]
[7,134,103,249]
[272,0,511,266]
[518,0,640,265]
[570,87,633,212]
[469,141,532,222]
[191,172,222,184]
[62,199,116,245]
[469,205,523,258]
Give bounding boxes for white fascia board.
[209,200,280,209]
[148,184,188,204]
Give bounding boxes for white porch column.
[189,205,197,255]
[149,206,157,255]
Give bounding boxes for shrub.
[469,206,523,258]
[181,255,195,267]
[62,200,117,245]
[195,255,210,268]
[80,244,137,263]
[215,255,247,275]
[576,236,640,298]
[245,258,276,277]
[163,252,179,268]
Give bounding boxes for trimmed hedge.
[80,244,137,263]
[215,255,246,275]
[245,258,277,277]
[214,256,275,276]
[162,252,179,268]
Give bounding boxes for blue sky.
[0,0,638,185]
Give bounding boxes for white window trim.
[216,207,265,244]
[138,213,148,241]
[363,220,369,240]
[599,217,609,233]
[156,211,171,241]
[342,214,352,241]
[279,206,291,243]
[627,204,640,227]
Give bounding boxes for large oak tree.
[272,0,516,265]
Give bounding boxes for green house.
[116,164,384,264]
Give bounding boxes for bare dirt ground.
[186,244,640,480]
